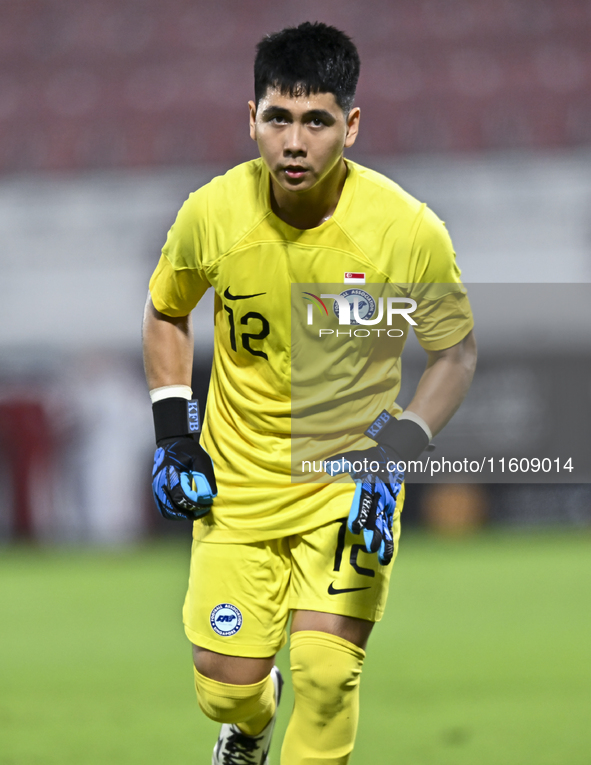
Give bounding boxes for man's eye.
[309,118,324,127]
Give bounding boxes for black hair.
[254,21,360,114]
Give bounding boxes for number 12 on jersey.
[224,306,270,360]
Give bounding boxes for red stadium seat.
[0,0,589,170]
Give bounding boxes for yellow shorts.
[182,512,401,658]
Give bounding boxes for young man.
[143,21,476,765]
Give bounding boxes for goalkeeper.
[143,21,476,765]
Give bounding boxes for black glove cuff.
[365,410,430,461]
[152,398,201,444]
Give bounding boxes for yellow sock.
[281,631,365,765]
[193,667,276,736]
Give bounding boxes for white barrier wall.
[0,167,217,357]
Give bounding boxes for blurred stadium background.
[1,2,591,763]
[2,0,591,541]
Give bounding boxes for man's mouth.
[282,165,309,180]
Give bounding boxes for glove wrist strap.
[152,397,201,444]
[365,410,430,460]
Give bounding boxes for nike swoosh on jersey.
[327,582,371,595]
[223,287,266,301]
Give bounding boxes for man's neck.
[270,159,348,230]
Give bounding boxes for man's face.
[249,87,359,194]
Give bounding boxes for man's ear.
[248,100,257,141]
[344,107,360,149]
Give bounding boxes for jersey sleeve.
[149,193,211,317]
[409,206,474,351]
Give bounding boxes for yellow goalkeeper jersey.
[149,158,473,542]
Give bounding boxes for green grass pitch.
[1,529,590,764]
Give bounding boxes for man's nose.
[283,123,306,156]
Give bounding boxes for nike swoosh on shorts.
[328,582,371,595]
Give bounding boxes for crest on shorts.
[210,603,243,636]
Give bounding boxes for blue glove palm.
[152,437,217,521]
[327,445,404,565]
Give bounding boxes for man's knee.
[192,646,275,724]
[290,630,365,720]
[192,644,274,684]
[193,665,270,723]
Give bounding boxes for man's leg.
[282,512,401,763]
[291,610,374,649]
[193,647,277,736]
[280,612,371,765]
[182,536,291,762]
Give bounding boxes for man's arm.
[142,294,193,390]
[142,293,217,520]
[325,330,476,564]
[405,329,477,438]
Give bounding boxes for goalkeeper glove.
[151,396,217,521]
[326,411,431,565]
